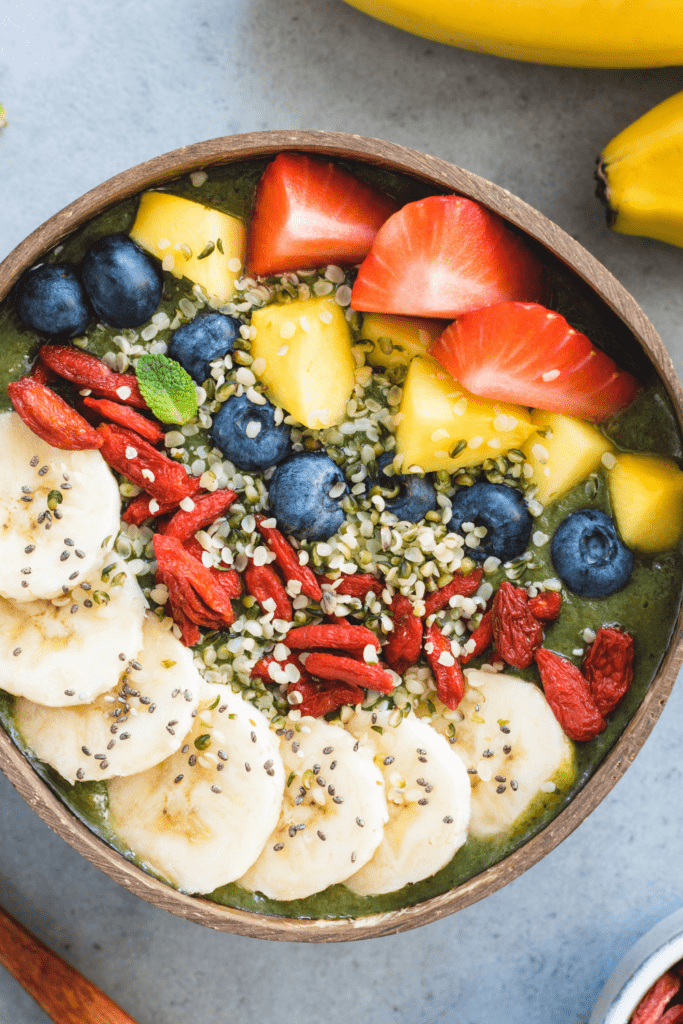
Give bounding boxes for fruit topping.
[81,397,165,444]
[396,355,534,474]
[247,153,398,277]
[130,191,246,303]
[491,581,544,669]
[360,313,445,369]
[423,621,465,709]
[351,195,546,318]
[582,626,635,716]
[211,392,291,472]
[551,508,634,597]
[16,263,90,337]
[82,235,163,328]
[423,568,484,616]
[607,452,683,553]
[534,648,606,742]
[96,423,198,504]
[448,481,533,563]
[251,295,355,429]
[376,452,437,523]
[521,410,614,506]
[383,594,423,675]
[430,301,641,422]
[255,513,323,601]
[168,312,241,385]
[8,377,103,451]
[267,451,348,541]
[243,560,292,622]
[39,344,147,407]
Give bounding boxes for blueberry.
[211,393,290,472]
[377,453,437,523]
[81,235,162,328]
[269,452,348,541]
[16,264,90,337]
[551,509,634,597]
[449,482,533,562]
[169,313,241,384]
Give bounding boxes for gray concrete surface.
[1,2,683,1021]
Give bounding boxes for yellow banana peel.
[596,92,683,248]
[343,0,683,67]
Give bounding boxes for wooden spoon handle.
[0,905,141,1024]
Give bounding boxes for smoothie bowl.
[1,131,682,941]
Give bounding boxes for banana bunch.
[343,0,683,67]
[597,91,683,248]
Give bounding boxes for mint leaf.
[136,353,198,425]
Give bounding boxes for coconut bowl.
[1,130,682,942]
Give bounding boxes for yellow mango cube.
[608,452,683,553]
[360,313,445,369]
[251,296,355,428]
[130,192,245,303]
[396,356,534,474]
[522,411,614,506]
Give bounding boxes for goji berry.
[534,647,606,742]
[424,568,484,616]
[318,573,384,600]
[384,594,423,675]
[659,1008,683,1024]
[631,972,681,1024]
[243,560,292,621]
[168,604,201,647]
[251,653,310,685]
[255,514,322,601]
[39,344,147,407]
[30,362,56,385]
[491,581,544,669]
[154,534,236,632]
[98,423,198,504]
[528,590,563,622]
[82,396,165,444]
[304,651,396,694]
[286,624,380,651]
[460,610,493,665]
[164,490,237,543]
[582,627,635,717]
[182,537,242,600]
[292,680,365,718]
[8,377,103,451]
[121,478,204,526]
[424,623,465,710]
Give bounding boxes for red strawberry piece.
[351,195,546,319]
[247,153,398,277]
[8,377,103,451]
[430,301,641,422]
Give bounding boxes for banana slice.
[239,716,388,902]
[342,710,470,896]
[107,685,285,895]
[0,558,145,706]
[14,614,202,783]
[424,668,576,839]
[0,411,120,602]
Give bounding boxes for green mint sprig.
[136,353,198,425]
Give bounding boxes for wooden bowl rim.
[1,129,682,942]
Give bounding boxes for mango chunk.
[608,452,683,553]
[360,313,445,369]
[251,296,355,428]
[130,192,245,303]
[522,411,614,506]
[396,356,534,474]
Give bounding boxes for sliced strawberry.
[247,153,398,277]
[430,301,641,422]
[351,195,547,318]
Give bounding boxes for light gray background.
[1,3,683,1022]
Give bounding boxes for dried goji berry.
[659,1008,683,1024]
[82,396,165,444]
[154,534,236,632]
[491,581,544,669]
[384,594,423,675]
[534,647,606,742]
[167,604,201,647]
[528,590,563,622]
[121,478,204,525]
[182,537,242,600]
[304,652,396,694]
[8,377,103,451]
[255,514,322,601]
[318,573,384,600]
[98,423,198,504]
[39,344,147,407]
[424,623,465,710]
[292,681,365,718]
[582,626,635,717]
[460,610,493,665]
[164,490,237,543]
[243,560,292,621]
[631,972,681,1024]
[286,624,380,651]
[424,568,484,616]
[30,361,56,385]
[251,652,310,685]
